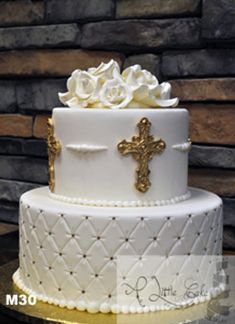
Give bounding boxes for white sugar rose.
[122,65,178,108]
[74,71,100,102]
[151,82,179,107]
[122,65,159,90]
[88,59,120,83]
[159,82,172,100]
[124,82,179,108]
[99,78,133,109]
[59,69,78,106]
[58,60,179,109]
[59,70,101,108]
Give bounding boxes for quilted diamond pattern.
[18,188,223,309]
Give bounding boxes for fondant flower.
[122,65,159,90]
[151,82,179,108]
[122,65,179,108]
[88,59,120,83]
[99,78,133,109]
[59,60,179,109]
[59,70,101,108]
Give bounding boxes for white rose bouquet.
[59,60,179,109]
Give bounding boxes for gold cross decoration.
[117,117,166,193]
[47,118,61,192]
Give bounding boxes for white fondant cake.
[14,60,225,314]
[52,108,189,206]
[14,187,224,313]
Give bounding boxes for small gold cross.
[47,118,61,192]
[117,117,166,193]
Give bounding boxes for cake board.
[0,259,234,324]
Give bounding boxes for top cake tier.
[50,108,190,207]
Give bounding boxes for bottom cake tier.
[13,187,225,314]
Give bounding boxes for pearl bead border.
[13,269,226,314]
[49,191,191,207]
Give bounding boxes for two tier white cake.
[13,60,225,314]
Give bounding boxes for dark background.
[0,0,234,251]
